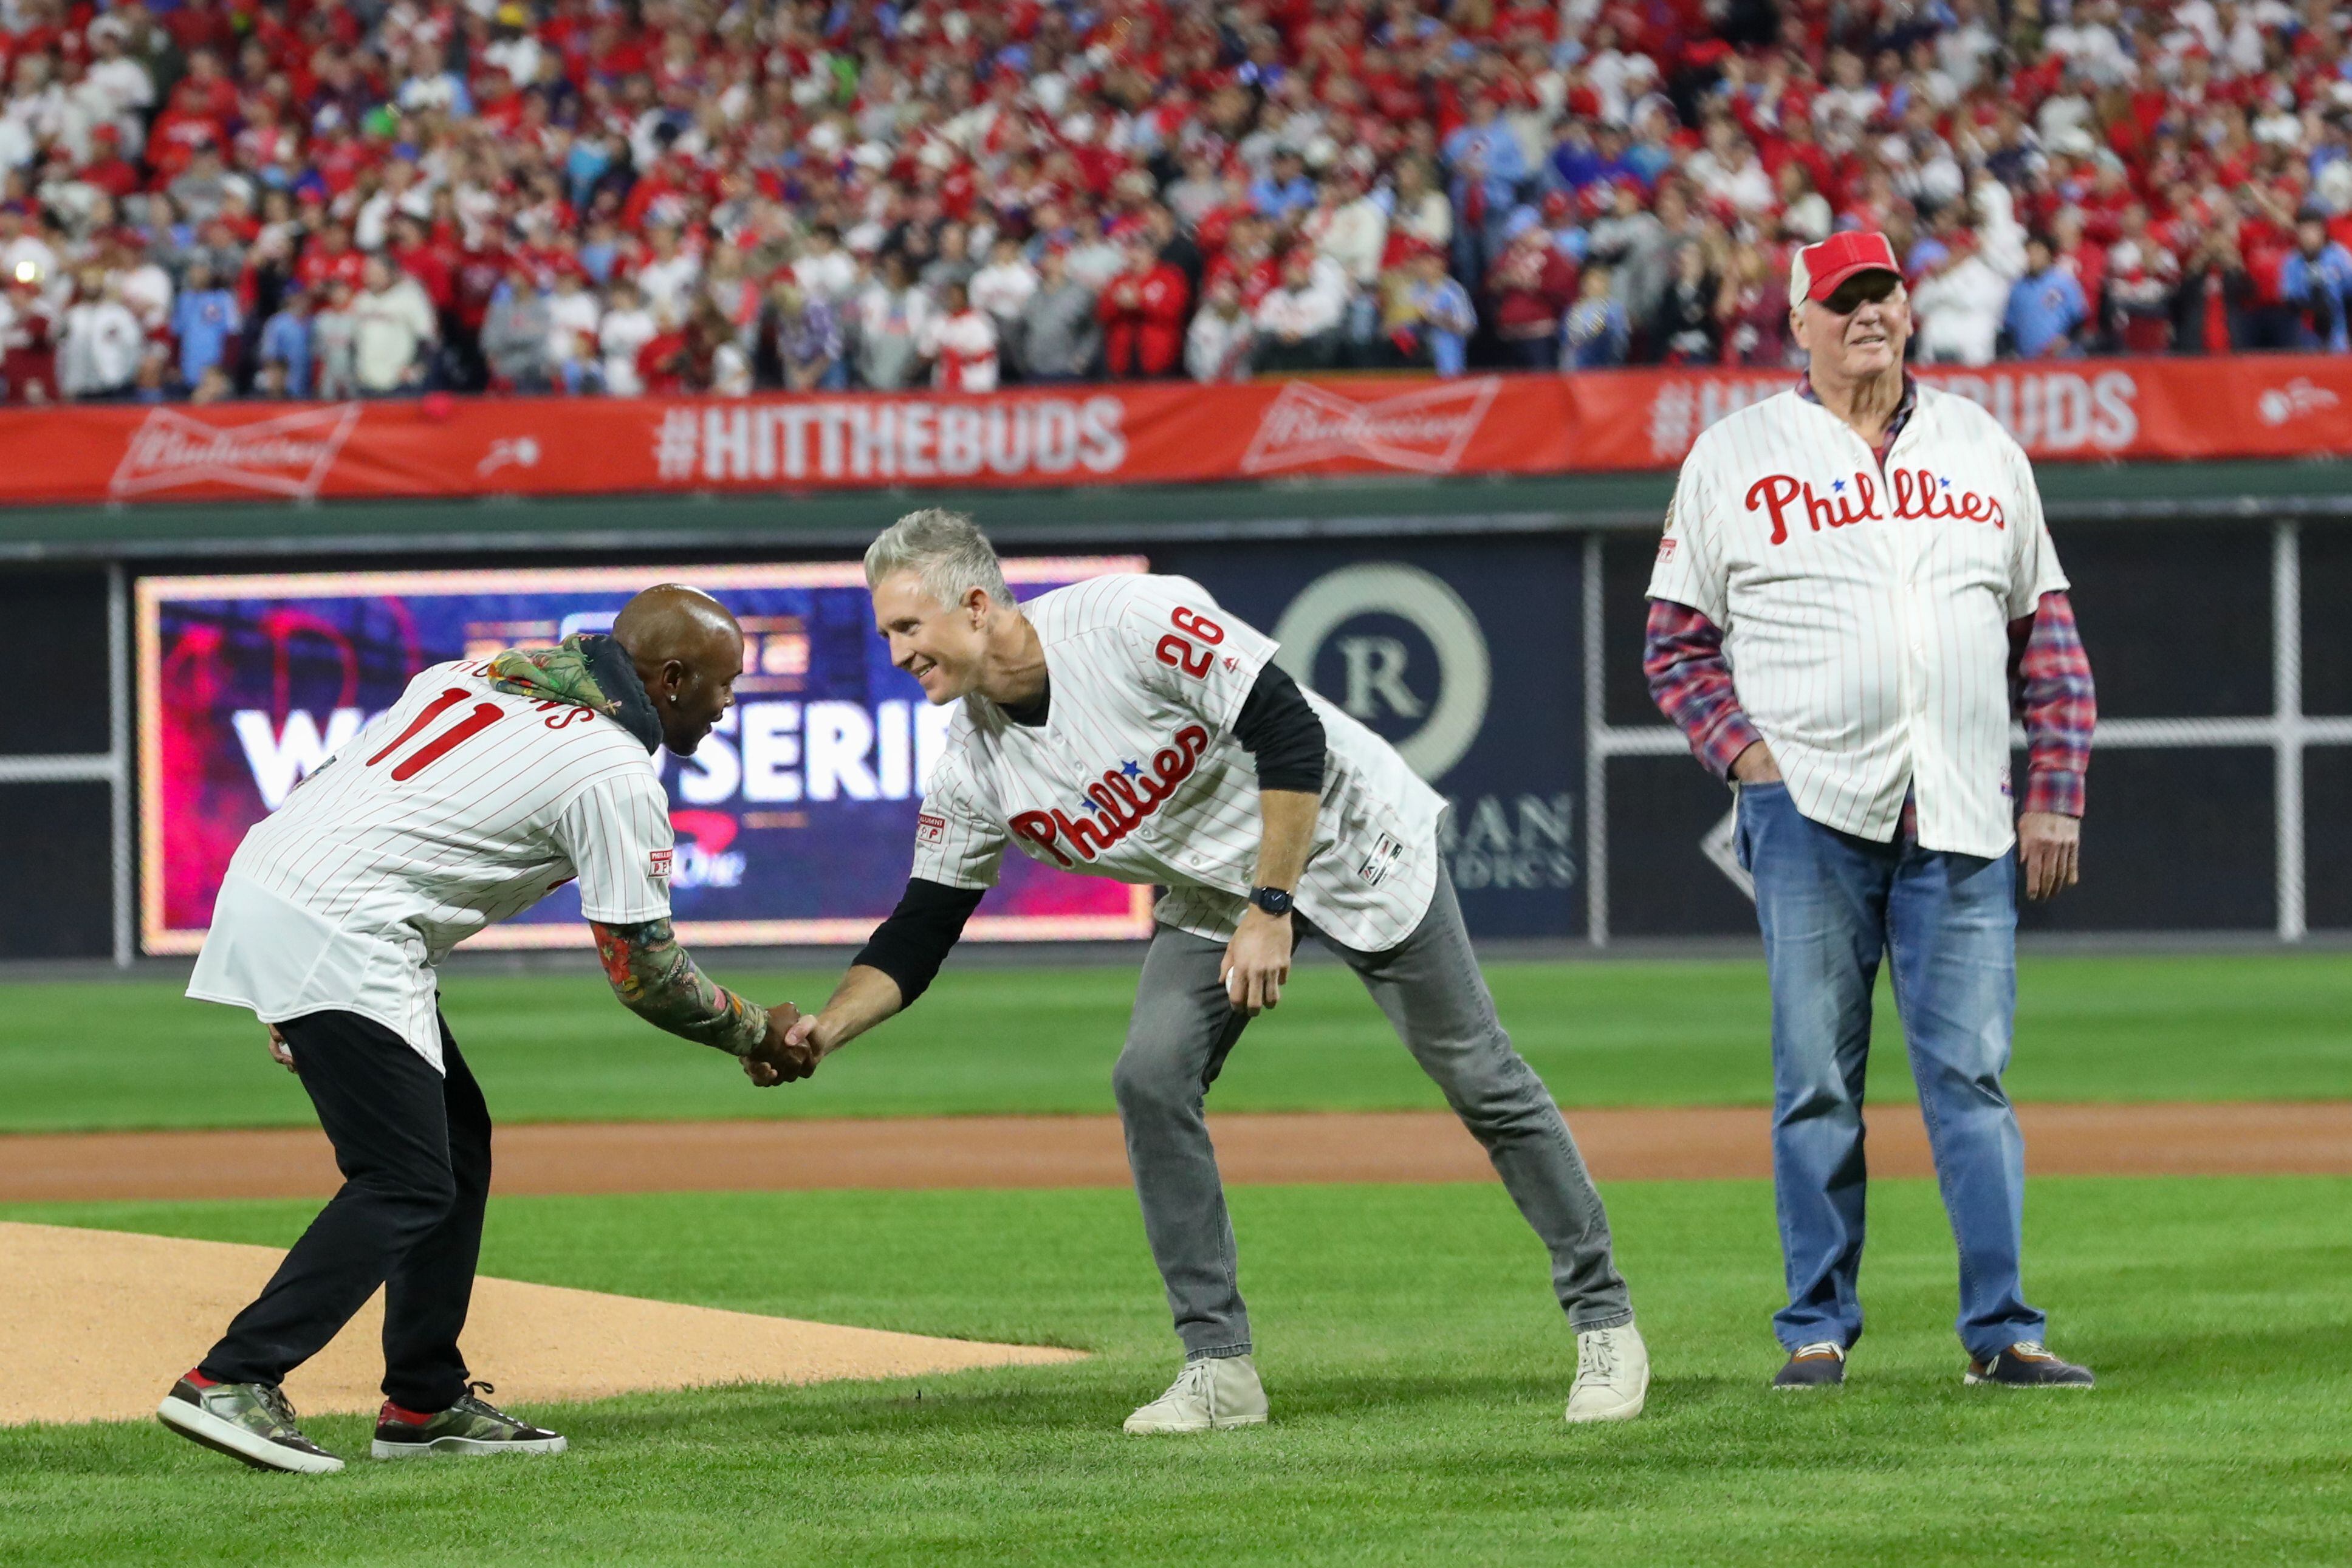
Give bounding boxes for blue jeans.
[1735,782,2045,1360]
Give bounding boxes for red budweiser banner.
[5,355,2348,508]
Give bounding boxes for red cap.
[1790,230,1901,303]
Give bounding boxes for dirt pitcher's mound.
[2,1222,1083,1427]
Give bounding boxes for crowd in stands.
[4,0,2352,405]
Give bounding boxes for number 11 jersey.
[187,659,675,1070]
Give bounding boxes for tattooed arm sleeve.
[589,917,770,1056]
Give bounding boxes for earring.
[668,696,680,706]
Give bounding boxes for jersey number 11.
[366,688,507,782]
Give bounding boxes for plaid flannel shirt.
[1644,375,2096,823]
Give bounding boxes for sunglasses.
[1819,270,1902,314]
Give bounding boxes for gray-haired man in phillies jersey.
[786,510,1646,1432]
[1645,230,2099,1391]
[159,586,812,1476]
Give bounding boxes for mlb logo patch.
[649,849,673,878]
[1357,834,1404,888]
[917,812,947,844]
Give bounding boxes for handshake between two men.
[738,1003,825,1087]
[735,961,914,1088]
[733,1001,856,1086]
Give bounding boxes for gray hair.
[863,508,1012,612]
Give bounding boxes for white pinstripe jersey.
[1647,384,2070,858]
[911,573,1446,951]
[187,659,674,1069]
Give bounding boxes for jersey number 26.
[1154,606,1224,680]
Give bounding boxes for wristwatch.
[1249,885,1295,917]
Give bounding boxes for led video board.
[135,560,1154,954]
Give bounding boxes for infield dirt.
[4,1103,2348,1204]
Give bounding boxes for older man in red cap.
[1641,231,2102,1392]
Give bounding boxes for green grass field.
[5,950,2351,1131]
[5,951,2350,1565]
[5,1178,2350,1566]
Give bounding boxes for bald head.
[612,584,743,755]
[613,583,738,663]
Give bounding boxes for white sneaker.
[1564,1323,1650,1424]
[1122,1355,1269,1434]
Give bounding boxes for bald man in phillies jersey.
[1645,230,2100,1392]
[786,509,1648,1434]
[159,587,809,1476]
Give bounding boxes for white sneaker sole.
[1122,1411,1267,1435]
[371,1433,569,1459]
[157,1395,344,1474]
[1564,1380,1648,1423]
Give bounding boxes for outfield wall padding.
[5,507,2345,957]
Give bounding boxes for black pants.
[201,1010,492,1413]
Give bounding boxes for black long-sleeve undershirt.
[857,662,1328,1008]
[852,878,986,1006]
[1232,661,1326,794]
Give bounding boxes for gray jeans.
[1113,877,1633,1360]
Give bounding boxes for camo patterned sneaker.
[1965,1342,2096,1389]
[156,1372,345,1474]
[371,1382,568,1459]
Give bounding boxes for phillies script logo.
[1240,378,1501,475]
[109,403,364,499]
[1010,724,1210,868]
[1744,468,2006,546]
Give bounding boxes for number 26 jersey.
[187,659,674,1070]
[912,573,1446,953]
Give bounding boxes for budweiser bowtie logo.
[109,403,363,499]
[1240,377,1501,474]
[2257,377,2340,426]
